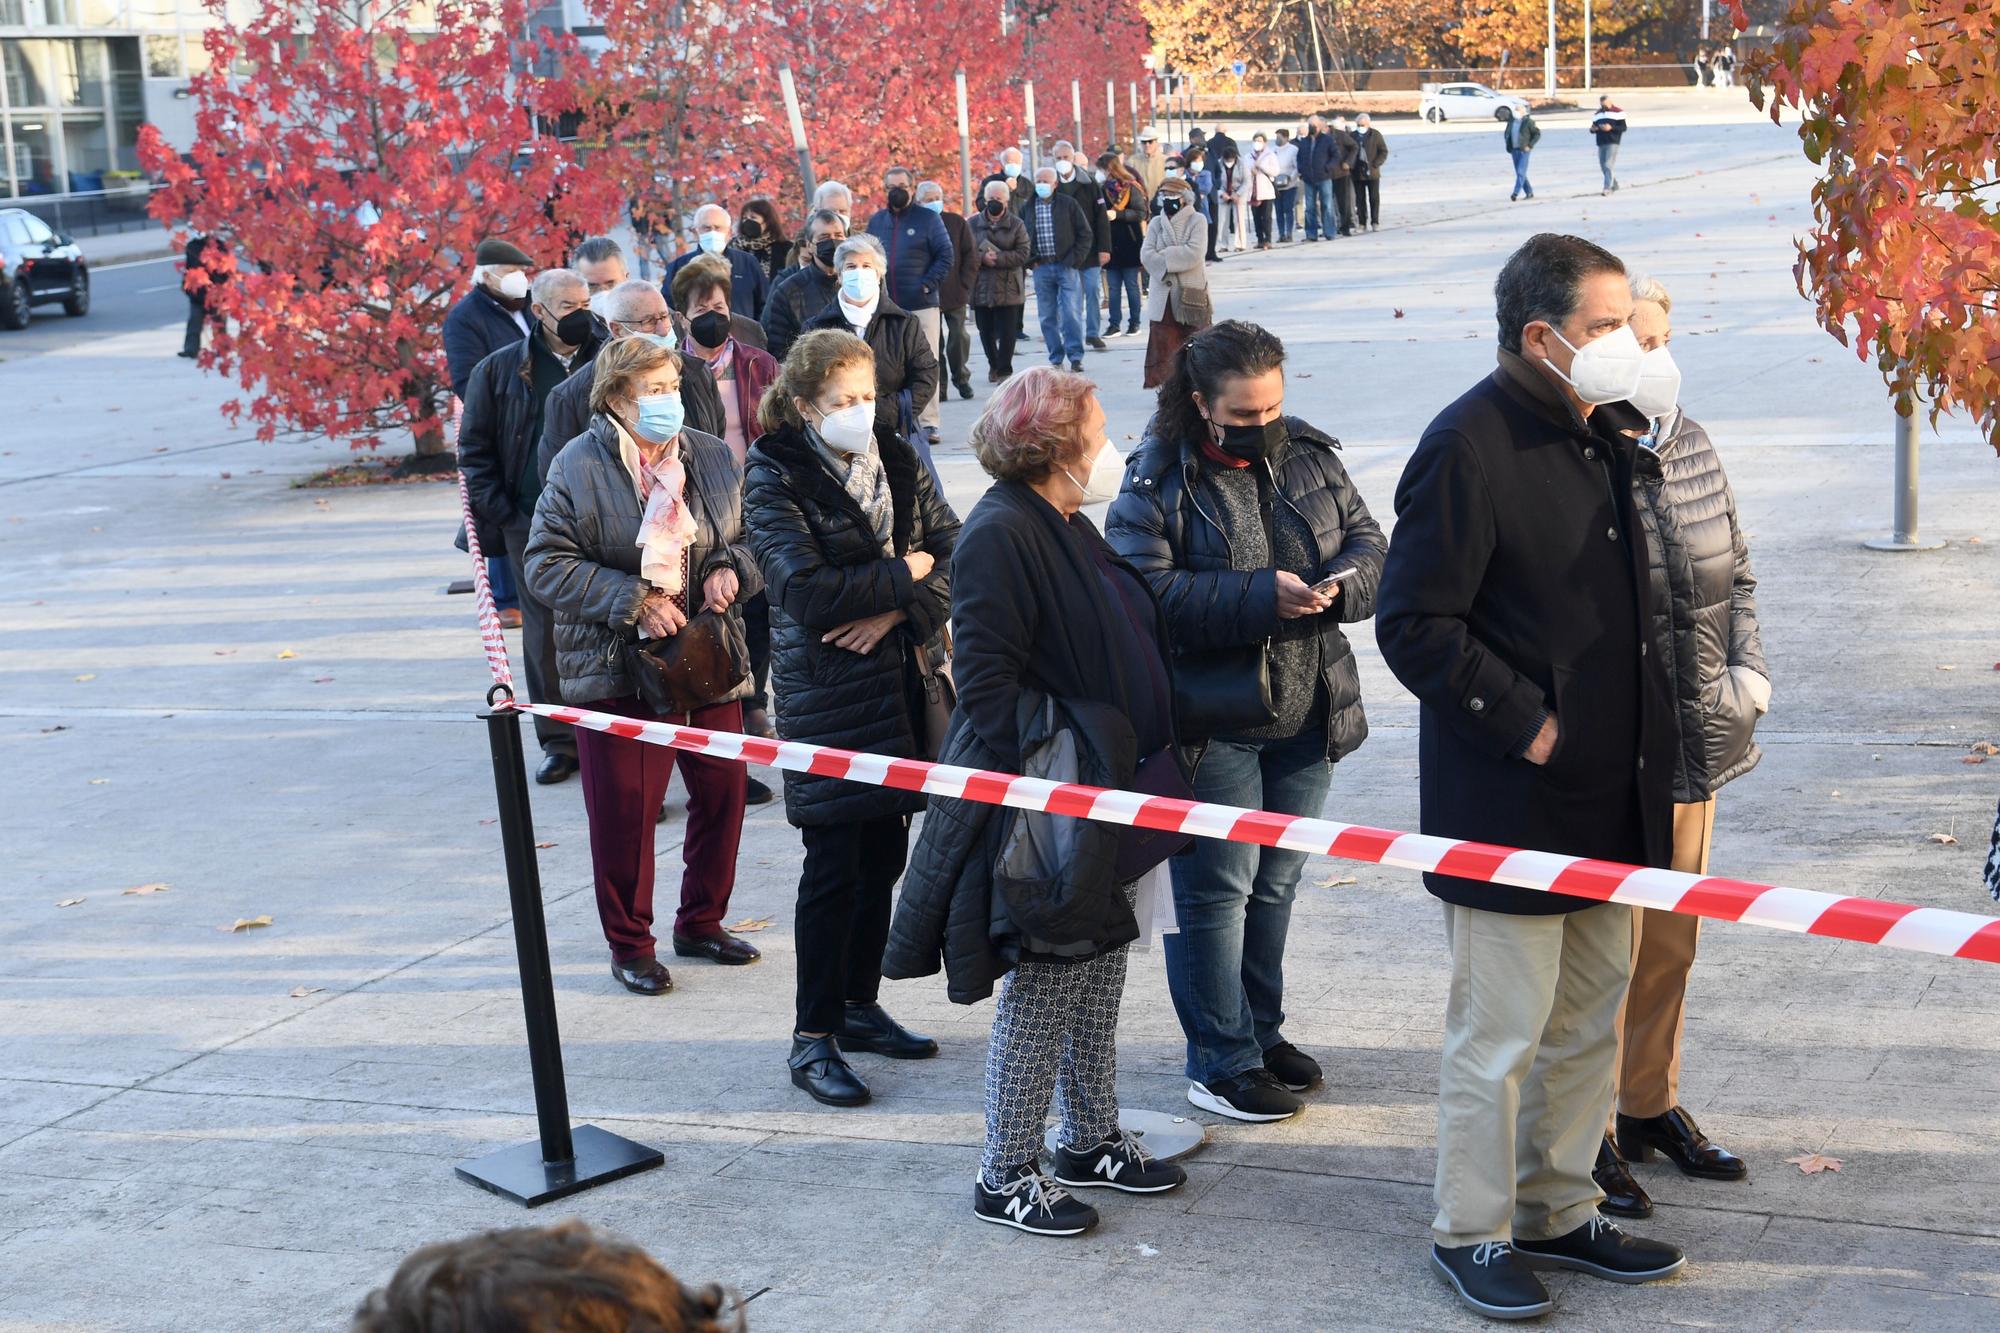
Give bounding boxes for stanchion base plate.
[455,1123,664,1207]
[1043,1107,1207,1162]
[1862,537,1946,552]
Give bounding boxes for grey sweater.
[1199,461,1325,741]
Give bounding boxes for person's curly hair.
[350,1220,744,1333]
[967,364,1096,482]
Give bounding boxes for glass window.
[5,41,55,109]
[21,212,55,243]
[55,40,112,108]
[145,35,182,79]
[6,118,57,196]
[61,113,112,187]
[183,34,211,75]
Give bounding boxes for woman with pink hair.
[887,365,1191,1237]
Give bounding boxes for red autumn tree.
[1727,0,2000,452]
[139,0,619,461]
[1015,0,1155,153]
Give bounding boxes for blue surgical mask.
[634,330,676,352]
[631,391,685,444]
[1034,182,1054,199]
[921,199,944,214]
[1003,162,1022,179]
[840,267,880,303]
[697,231,727,255]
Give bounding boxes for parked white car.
[1420,83,1532,123]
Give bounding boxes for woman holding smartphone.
[1107,320,1386,1125]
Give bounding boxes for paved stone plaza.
[3,96,1998,1330]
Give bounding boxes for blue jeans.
[1080,266,1103,339]
[1032,263,1084,365]
[488,554,518,611]
[1274,185,1299,239]
[1164,724,1334,1085]
[1511,148,1533,197]
[1104,266,1141,330]
[1302,178,1336,239]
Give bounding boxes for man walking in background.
[1022,165,1092,372]
[919,179,981,401]
[1501,105,1542,201]
[866,163,955,439]
[1591,98,1628,195]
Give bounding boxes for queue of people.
[446,155,1770,1319]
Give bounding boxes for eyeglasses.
[615,312,672,332]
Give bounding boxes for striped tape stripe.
[512,704,2000,968]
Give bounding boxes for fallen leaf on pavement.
[41,725,68,733]
[479,817,498,826]
[288,986,323,998]
[123,883,170,896]
[219,471,232,479]
[276,649,297,660]
[213,649,236,656]
[57,897,85,908]
[1969,742,1998,756]
[725,917,774,933]
[73,673,96,682]
[312,676,334,684]
[1930,832,1958,845]
[221,915,274,932]
[1968,755,1989,764]
[535,841,557,849]
[1785,1153,1842,1175]
[1392,308,1405,318]
[1937,664,1956,671]
[89,778,109,785]
[1318,874,1358,888]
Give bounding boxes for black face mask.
[1212,416,1286,461]
[550,307,594,348]
[689,311,730,349]
[1158,195,1184,217]
[814,237,840,268]
[740,216,764,240]
[886,186,912,211]
[983,198,1007,217]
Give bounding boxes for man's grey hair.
[1356,113,1372,126]
[1494,233,1626,353]
[806,208,848,236]
[981,179,1012,202]
[915,179,944,203]
[1052,140,1075,156]
[604,278,666,325]
[1034,166,1058,183]
[693,203,730,228]
[530,267,585,307]
[813,180,853,212]
[835,234,887,270]
[999,146,1023,164]
[570,235,625,267]
[883,164,914,185]
[1628,272,1672,315]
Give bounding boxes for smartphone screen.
[1311,569,1356,595]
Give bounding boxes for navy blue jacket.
[865,205,955,311]
[443,284,527,401]
[663,245,769,321]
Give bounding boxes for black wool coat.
[742,420,959,827]
[803,295,940,436]
[885,482,1175,1001]
[1374,350,1676,914]
[536,349,725,487]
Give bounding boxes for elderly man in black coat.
[1375,233,1683,1320]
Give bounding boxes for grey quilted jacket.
[524,416,763,705]
[1631,410,1769,802]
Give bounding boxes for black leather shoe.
[1431,1242,1552,1321]
[790,1034,869,1106]
[955,381,974,400]
[839,1002,939,1059]
[610,958,672,995]
[1594,1134,1653,1218]
[672,930,760,965]
[745,777,776,806]
[535,752,579,785]
[1617,1107,1748,1181]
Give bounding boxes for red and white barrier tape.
[455,495,2000,967]
[457,470,515,693]
[502,703,2000,968]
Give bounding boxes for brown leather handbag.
[625,610,750,716]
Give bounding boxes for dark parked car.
[0,208,89,329]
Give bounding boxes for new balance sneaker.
[1186,1068,1303,1122]
[1050,1131,1187,1194]
[1514,1215,1686,1283]
[973,1163,1099,1236]
[1262,1041,1323,1092]
[1430,1241,1553,1321]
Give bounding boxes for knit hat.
[474,238,533,267]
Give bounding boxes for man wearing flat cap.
[445,238,536,401]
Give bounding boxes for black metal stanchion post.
[454,695,664,1206]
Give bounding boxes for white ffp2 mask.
[1628,345,1682,421]
[1066,439,1126,505]
[1541,323,1645,405]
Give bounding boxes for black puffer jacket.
[743,420,959,827]
[1106,416,1386,760]
[1632,410,1769,802]
[803,294,939,437]
[761,263,838,362]
[524,417,761,705]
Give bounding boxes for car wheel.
[1425,107,1444,124]
[63,268,90,317]
[0,279,28,330]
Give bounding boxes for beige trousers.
[914,305,943,431]
[1610,798,1716,1123]
[1432,901,1633,1247]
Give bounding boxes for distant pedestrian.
[812,179,855,231]
[1716,49,1736,89]
[1140,177,1210,389]
[919,179,981,402]
[1270,127,1301,242]
[1130,125,1168,200]
[1697,49,1713,87]
[802,235,941,442]
[662,204,769,320]
[1326,116,1361,237]
[742,329,959,1109]
[1021,166,1094,373]
[1249,132,1279,249]
[1592,272,1765,1220]
[1500,105,1541,201]
[761,208,847,363]
[525,335,764,989]
[1097,155,1146,337]
[865,164,955,439]
[1050,141,1111,351]
[442,237,533,401]
[735,197,789,286]
[1591,98,1628,194]
[177,232,228,360]
[1352,114,1389,230]
[968,180,1031,381]
[1184,145,1221,265]
[1297,117,1336,242]
[1216,142,1250,253]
